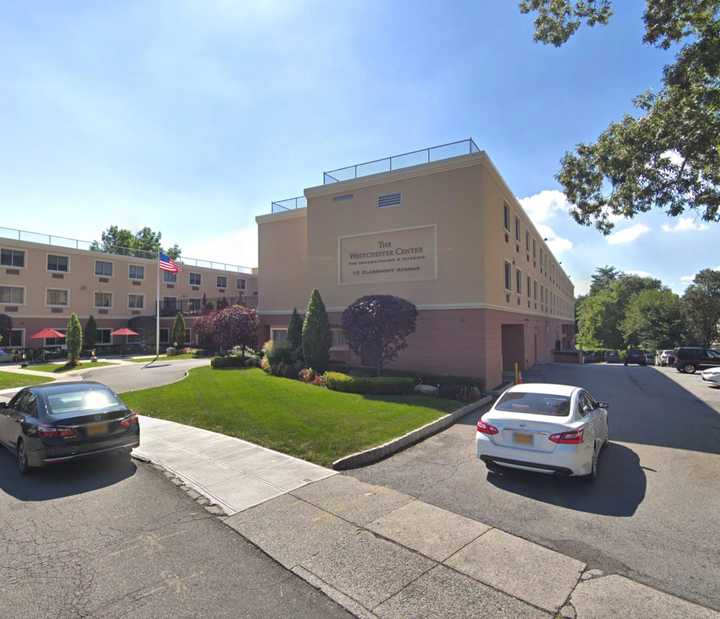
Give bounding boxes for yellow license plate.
[513,432,533,445]
[86,423,108,437]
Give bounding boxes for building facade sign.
[338,224,437,285]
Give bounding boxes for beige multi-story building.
[257,140,575,389]
[0,232,257,350]
[1,139,574,388]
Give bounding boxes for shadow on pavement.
[0,449,136,502]
[485,442,646,517]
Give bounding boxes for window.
[504,262,512,291]
[8,329,24,347]
[128,294,144,309]
[163,270,177,283]
[525,230,530,251]
[163,297,177,312]
[96,328,112,345]
[1,248,25,268]
[516,269,522,294]
[271,328,288,345]
[527,275,531,297]
[95,260,113,277]
[237,278,246,290]
[515,216,520,242]
[534,280,538,300]
[47,254,69,272]
[189,272,201,286]
[129,265,144,280]
[159,328,169,344]
[496,391,571,417]
[188,298,201,312]
[94,292,112,308]
[503,203,510,230]
[46,289,69,306]
[0,286,24,304]
[532,238,536,258]
[331,329,348,349]
[217,276,227,288]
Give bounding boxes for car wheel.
[16,439,31,475]
[683,363,696,374]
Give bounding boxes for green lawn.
[121,367,460,466]
[0,370,53,389]
[27,361,117,373]
[127,353,202,363]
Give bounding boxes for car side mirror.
[598,401,609,409]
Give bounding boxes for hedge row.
[211,355,260,369]
[325,372,416,395]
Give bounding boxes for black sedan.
[0,382,140,474]
[624,348,647,366]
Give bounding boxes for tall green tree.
[589,265,620,295]
[84,315,97,350]
[302,289,332,373]
[66,313,83,365]
[621,288,684,350]
[519,1,720,232]
[91,226,181,259]
[172,312,187,347]
[683,269,720,346]
[287,308,303,351]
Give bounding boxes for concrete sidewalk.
[224,475,718,618]
[130,417,717,617]
[133,416,335,514]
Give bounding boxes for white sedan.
[700,367,720,386]
[476,383,609,480]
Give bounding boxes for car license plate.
[86,423,108,437]
[513,432,533,446]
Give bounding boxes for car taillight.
[38,425,78,439]
[119,413,138,429]
[476,420,499,435]
[549,428,584,444]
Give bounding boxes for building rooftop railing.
[0,226,255,274]
[322,138,480,184]
[270,196,307,214]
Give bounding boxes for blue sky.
[2,1,718,295]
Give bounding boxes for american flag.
[159,251,180,273]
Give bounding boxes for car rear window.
[495,392,571,417]
[46,388,123,416]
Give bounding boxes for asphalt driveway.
[350,362,720,611]
[80,358,210,393]
[0,448,348,619]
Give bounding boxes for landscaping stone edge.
[331,394,494,470]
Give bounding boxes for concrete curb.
[331,395,494,470]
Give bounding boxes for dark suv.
[673,347,720,374]
[624,348,646,366]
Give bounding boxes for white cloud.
[606,223,651,245]
[518,190,570,224]
[680,274,695,283]
[182,226,258,269]
[661,150,684,166]
[536,223,573,255]
[661,217,708,233]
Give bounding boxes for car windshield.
[495,392,571,417]
[46,388,123,416]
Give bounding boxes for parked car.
[656,350,675,366]
[700,367,720,387]
[624,348,646,366]
[476,383,609,480]
[673,347,720,374]
[605,351,620,363]
[0,382,140,474]
[644,352,655,365]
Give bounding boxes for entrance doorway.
[501,324,525,372]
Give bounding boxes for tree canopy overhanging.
[520,1,720,233]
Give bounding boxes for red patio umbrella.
[31,328,66,340]
[110,328,139,337]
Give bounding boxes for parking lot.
[350,362,720,611]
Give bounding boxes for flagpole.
[155,249,160,358]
